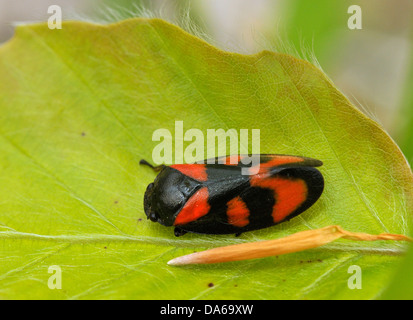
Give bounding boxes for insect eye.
[149,212,158,222]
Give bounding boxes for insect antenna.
[140,159,165,172]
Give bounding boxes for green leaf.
[381,241,413,299]
[0,18,412,299]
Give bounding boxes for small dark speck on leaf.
[208,283,214,288]
[138,218,142,222]
[114,200,118,204]
[81,132,86,136]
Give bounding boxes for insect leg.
[174,227,188,237]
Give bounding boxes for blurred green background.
[0,0,411,299]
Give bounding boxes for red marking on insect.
[174,187,210,225]
[171,164,208,181]
[226,196,250,227]
[250,176,308,223]
[248,156,305,176]
[222,155,243,165]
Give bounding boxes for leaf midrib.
[0,230,408,255]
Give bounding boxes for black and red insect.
[141,154,324,237]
